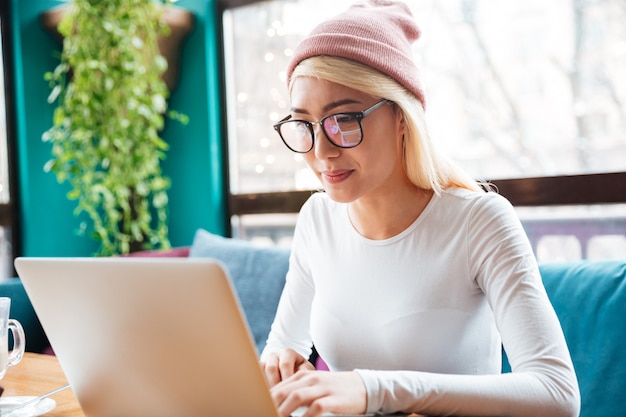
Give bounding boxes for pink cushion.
[124,246,191,258]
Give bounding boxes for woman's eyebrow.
[291,98,362,115]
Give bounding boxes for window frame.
[228,172,626,216]
[0,0,21,275]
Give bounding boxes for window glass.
[223,0,626,262]
[0,227,11,279]
[516,204,626,262]
[230,204,626,262]
[231,213,297,248]
[224,0,626,194]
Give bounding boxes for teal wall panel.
[10,0,90,256]
[162,0,227,247]
[10,0,226,256]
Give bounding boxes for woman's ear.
[393,103,407,136]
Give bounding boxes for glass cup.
[0,297,25,380]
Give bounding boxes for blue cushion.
[503,261,626,417]
[540,261,626,417]
[189,229,289,354]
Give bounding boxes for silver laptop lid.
[15,257,279,417]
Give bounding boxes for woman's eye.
[335,115,354,124]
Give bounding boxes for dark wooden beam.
[218,0,260,9]
[490,172,626,206]
[229,172,626,216]
[229,190,316,216]
[0,204,10,225]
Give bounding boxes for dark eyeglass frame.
[273,99,391,153]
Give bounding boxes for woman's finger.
[271,371,367,417]
[262,353,283,387]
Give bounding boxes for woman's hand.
[271,370,367,417]
[261,348,316,387]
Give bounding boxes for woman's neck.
[347,184,434,240]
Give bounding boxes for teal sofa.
[501,260,626,417]
[6,229,626,417]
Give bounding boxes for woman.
[260,1,580,416]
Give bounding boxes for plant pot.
[40,4,194,91]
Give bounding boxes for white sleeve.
[356,194,580,417]
[260,203,316,362]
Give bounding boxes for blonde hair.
[289,56,483,194]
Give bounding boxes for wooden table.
[1,353,425,417]
[1,352,84,416]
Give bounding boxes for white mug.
[0,297,26,380]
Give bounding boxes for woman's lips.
[321,169,353,184]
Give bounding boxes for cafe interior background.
[0,0,625,280]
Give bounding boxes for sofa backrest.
[502,261,626,417]
[189,229,290,354]
[539,261,626,417]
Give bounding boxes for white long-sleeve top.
[261,189,580,416]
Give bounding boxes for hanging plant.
[42,0,189,256]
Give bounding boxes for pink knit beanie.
[286,0,425,107]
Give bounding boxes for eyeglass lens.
[324,115,362,147]
[279,113,362,153]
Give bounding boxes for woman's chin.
[322,187,358,204]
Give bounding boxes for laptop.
[14,257,282,417]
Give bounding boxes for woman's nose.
[312,124,340,159]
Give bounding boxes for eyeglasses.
[273,99,390,153]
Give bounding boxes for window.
[0,0,18,279]
[221,0,626,260]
